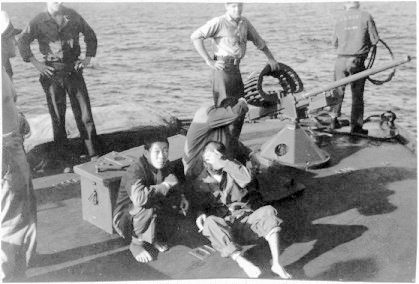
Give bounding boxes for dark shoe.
[330,118,342,130]
[351,127,368,135]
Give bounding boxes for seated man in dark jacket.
[113,135,189,263]
[195,141,291,279]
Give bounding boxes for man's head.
[225,2,243,21]
[203,141,227,170]
[47,2,65,25]
[1,11,21,60]
[144,135,170,170]
[344,1,360,10]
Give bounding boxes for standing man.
[1,11,37,281]
[191,2,281,139]
[330,1,379,134]
[18,2,101,165]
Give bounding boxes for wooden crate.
[74,134,186,234]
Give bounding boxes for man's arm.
[207,98,249,128]
[124,164,176,208]
[17,18,55,77]
[76,11,97,68]
[367,14,379,46]
[222,159,252,189]
[246,19,280,71]
[191,17,224,70]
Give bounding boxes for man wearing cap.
[18,2,101,166]
[191,2,281,140]
[1,11,37,281]
[330,1,379,135]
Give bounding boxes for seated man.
[195,141,291,279]
[112,135,189,263]
[183,98,252,206]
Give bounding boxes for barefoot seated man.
[194,141,291,279]
[112,135,189,263]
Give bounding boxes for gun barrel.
[299,56,411,100]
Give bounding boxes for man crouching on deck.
[112,135,189,263]
[194,141,291,278]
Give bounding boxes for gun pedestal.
[258,95,330,168]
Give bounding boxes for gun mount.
[243,56,412,169]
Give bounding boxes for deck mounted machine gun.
[243,56,412,169]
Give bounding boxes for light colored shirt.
[332,8,379,56]
[191,13,266,59]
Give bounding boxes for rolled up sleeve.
[246,20,266,50]
[191,17,221,40]
[17,21,37,62]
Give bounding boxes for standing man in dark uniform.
[18,2,101,164]
[191,2,280,139]
[330,1,379,134]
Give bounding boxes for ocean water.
[2,2,417,136]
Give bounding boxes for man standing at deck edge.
[330,1,379,134]
[191,2,281,139]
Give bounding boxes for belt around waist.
[45,61,76,72]
[214,56,240,65]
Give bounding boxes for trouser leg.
[132,208,156,244]
[233,206,282,242]
[212,65,244,108]
[331,57,348,117]
[65,71,100,157]
[348,57,366,130]
[202,215,241,258]
[1,143,37,281]
[40,75,68,157]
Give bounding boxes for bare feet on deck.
[234,254,262,278]
[130,242,153,263]
[153,241,169,252]
[272,263,292,279]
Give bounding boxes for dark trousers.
[332,56,367,130]
[40,70,100,157]
[212,64,245,140]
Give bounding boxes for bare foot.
[130,242,153,263]
[153,241,169,252]
[272,263,292,279]
[235,254,262,278]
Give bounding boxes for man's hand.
[268,59,280,71]
[163,174,179,189]
[206,58,225,71]
[75,56,92,70]
[179,194,189,216]
[31,59,54,77]
[196,214,207,232]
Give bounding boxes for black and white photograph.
[0,0,416,282]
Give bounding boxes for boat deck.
[25,120,417,282]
